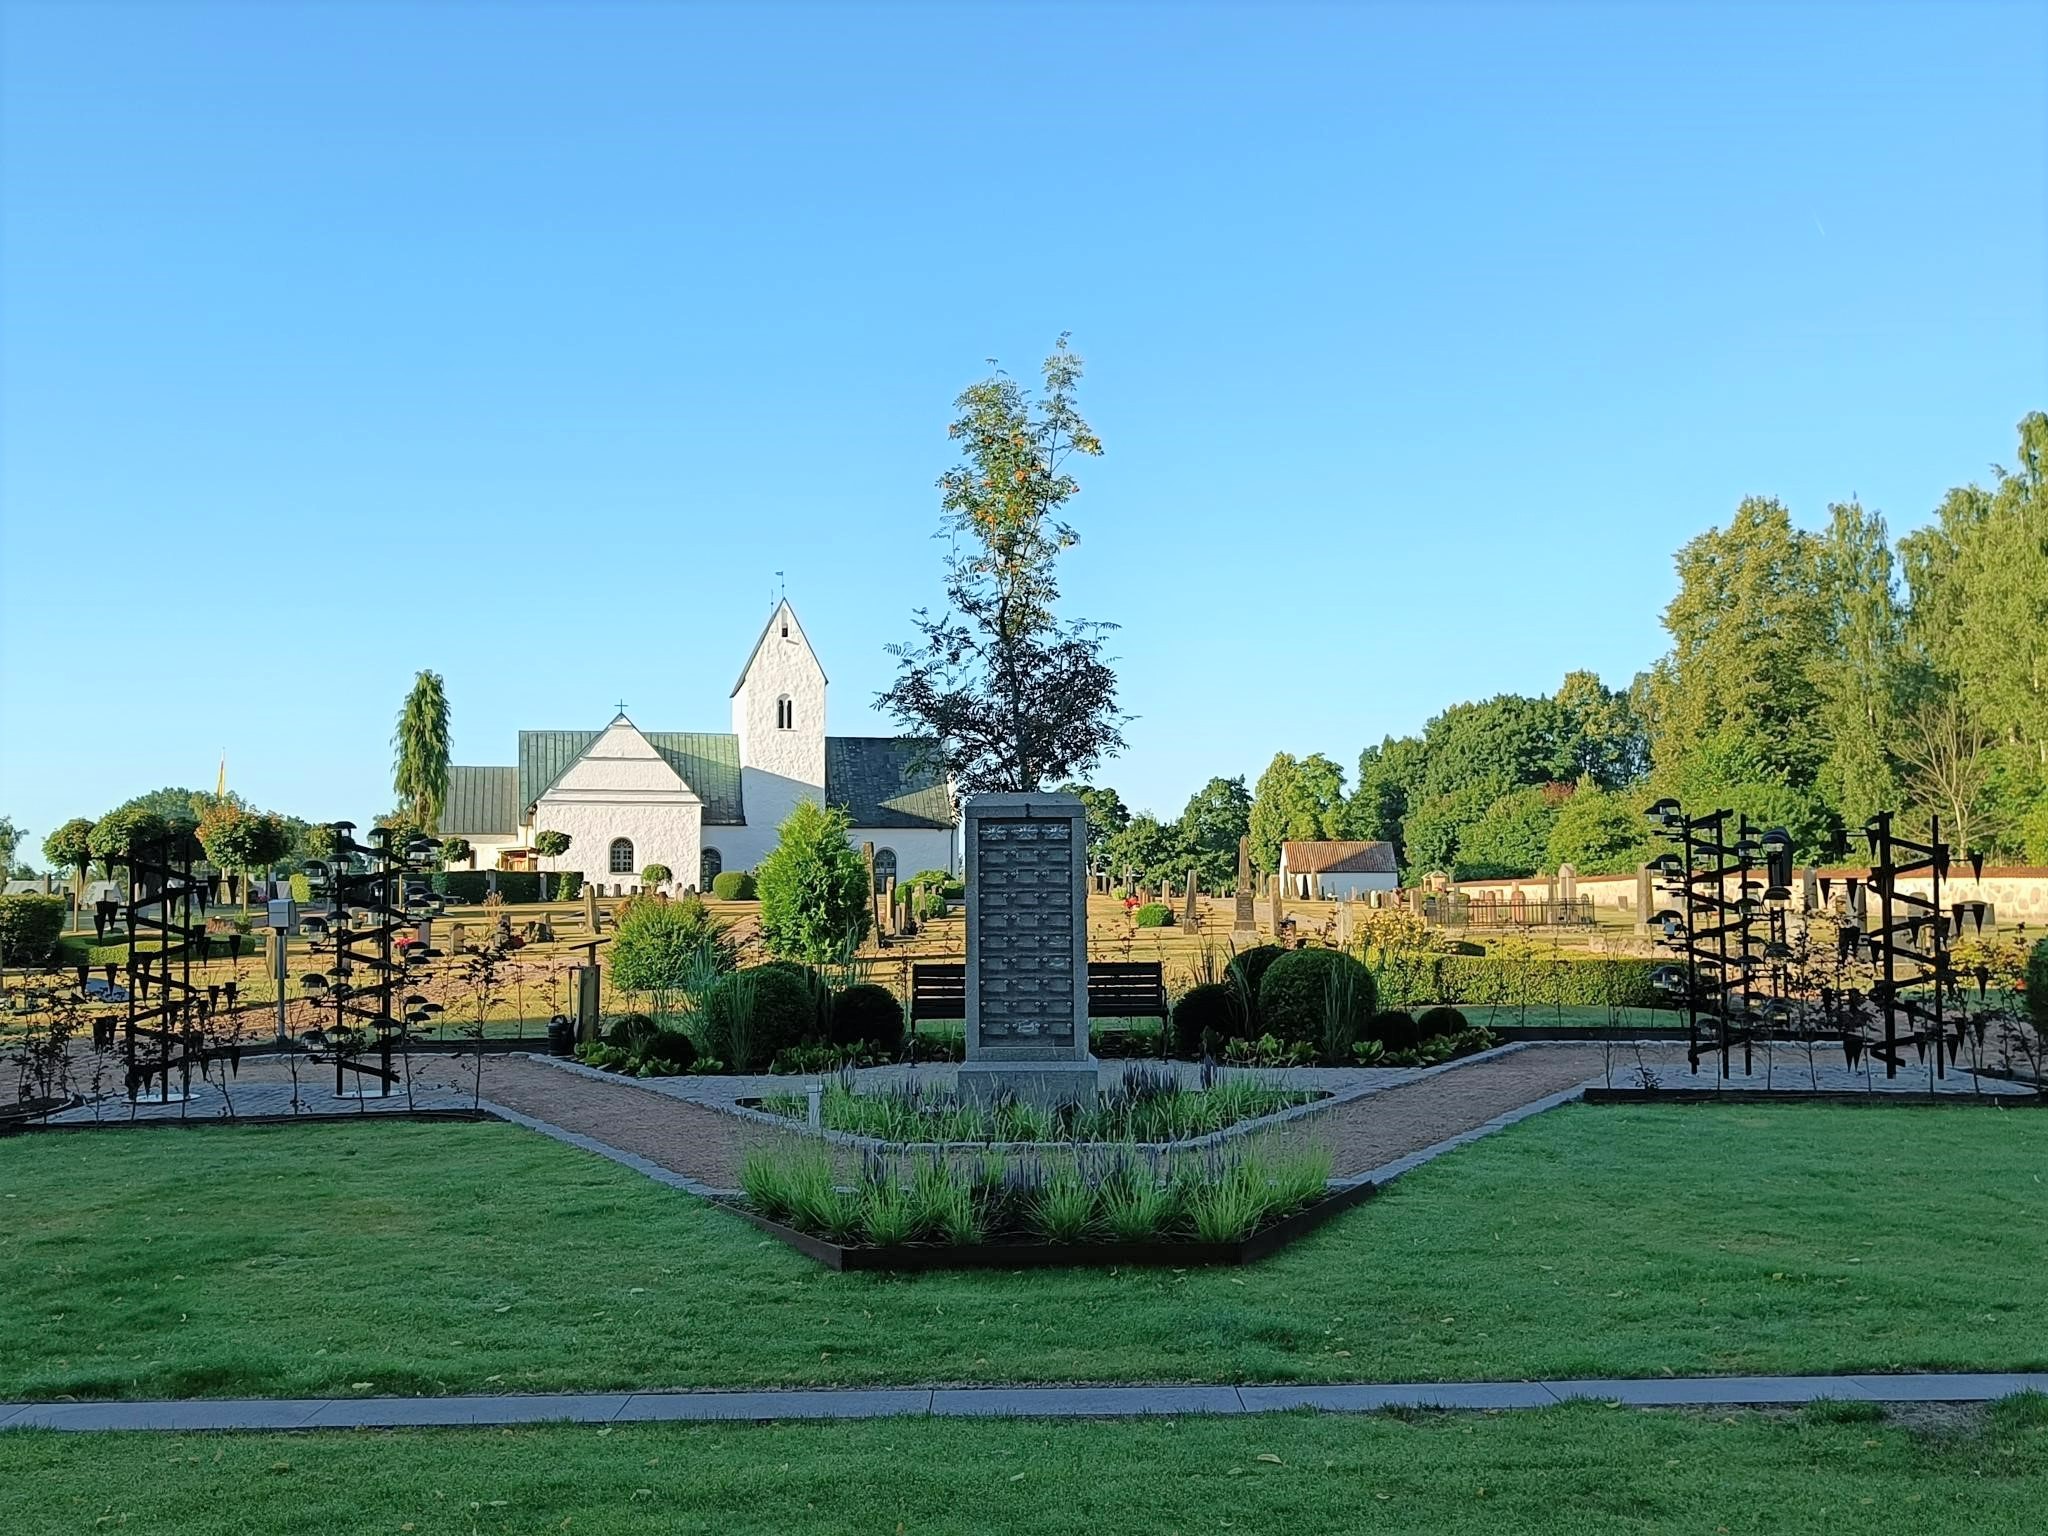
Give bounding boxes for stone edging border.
[7,1372,2045,1433]
[525,1040,1543,1158]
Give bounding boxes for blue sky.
[3,1,2044,858]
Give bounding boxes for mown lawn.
[4,1399,2045,1535]
[2,1103,2044,1401]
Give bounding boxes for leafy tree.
[1055,782,1131,857]
[197,804,291,908]
[43,818,96,908]
[1642,497,1837,858]
[1247,752,1347,872]
[439,836,473,867]
[1545,781,1653,874]
[1415,694,1568,804]
[533,830,572,860]
[393,670,452,830]
[1552,672,1647,789]
[1399,784,1492,881]
[879,336,1125,791]
[1100,812,1184,890]
[1894,697,1993,855]
[1811,501,1907,833]
[640,863,673,889]
[89,807,168,878]
[1346,736,1426,851]
[1174,775,1253,891]
[1452,786,1561,879]
[298,822,340,863]
[108,787,211,823]
[756,800,871,962]
[0,816,20,872]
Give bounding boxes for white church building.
[436,602,957,893]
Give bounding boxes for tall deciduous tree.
[43,818,96,908]
[1055,782,1132,856]
[1812,501,1906,832]
[393,670,452,831]
[1174,775,1253,891]
[1247,752,1347,872]
[879,337,1125,792]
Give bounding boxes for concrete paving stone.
[929,1386,1244,1418]
[1238,1382,1553,1413]
[6,1398,328,1432]
[302,1394,632,1427]
[1846,1373,2048,1402]
[617,1389,934,1422]
[1548,1376,1877,1406]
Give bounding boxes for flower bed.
[754,1063,1322,1145]
[731,1140,1364,1270]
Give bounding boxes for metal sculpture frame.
[298,823,445,1098]
[1646,801,1768,1078]
[1857,812,1984,1080]
[121,832,246,1103]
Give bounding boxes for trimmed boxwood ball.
[1369,1009,1420,1051]
[1172,981,1245,1057]
[711,870,756,900]
[1224,944,1287,1005]
[604,1012,659,1049]
[830,982,905,1057]
[1133,902,1173,928]
[639,1029,698,1070]
[1417,1005,1468,1040]
[1256,947,1378,1046]
[707,965,820,1071]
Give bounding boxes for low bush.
[638,1029,698,1071]
[1417,1004,1468,1038]
[1172,981,1244,1057]
[704,964,821,1072]
[1133,903,1173,928]
[830,982,906,1057]
[1257,947,1377,1048]
[604,1012,660,1050]
[1368,1009,1420,1051]
[711,870,757,900]
[1223,944,1287,1031]
[0,894,66,965]
[1384,1025,1498,1068]
[552,872,584,901]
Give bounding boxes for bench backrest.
[908,961,1166,1022]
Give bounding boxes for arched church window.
[776,695,794,730]
[609,838,634,875]
[873,847,897,894]
[701,848,722,890]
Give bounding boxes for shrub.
[1172,982,1244,1057]
[1368,1009,1420,1051]
[1222,944,1286,1031]
[437,871,560,905]
[711,870,757,900]
[756,801,871,962]
[640,863,672,889]
[0,893,66,965]
[705,964,820,1072]
[1257,947,1377,1047]
[1133,903,1173,928]
[830,982,905,1057]
[608,896,736,1020]
[604,1012,660,1049]
[1417,1004,1468,1039]
[639,1029,698,1071]
[289,873,313,904]
[533,830,571,860]
[553,871,584,901]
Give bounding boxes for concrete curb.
[6,1373,2044,1433]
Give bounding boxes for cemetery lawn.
[3,1104,2044,1402]
[6,1398,2047,1534]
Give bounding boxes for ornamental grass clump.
[1029,1159,1099,1244]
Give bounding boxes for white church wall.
[533,718,704,894]
[854,826,958,881]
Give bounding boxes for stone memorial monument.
[960,791,1096,1109]
[1182,869,1199,931]
[1232,837,1258,940]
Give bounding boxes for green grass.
[2,1103,2044,1401]
[4,1398,2046,1534]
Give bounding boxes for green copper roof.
[438,765,519,837]
[517,729,746,826]
[825,737,954,830]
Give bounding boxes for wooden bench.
[908,961,1168,1028]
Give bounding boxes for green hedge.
[1133,902,1173,928]
[56,933,247,967]
[434,871,574,905]
[0,893,66,965]
[2029,939,2048,1035]
[711,871,757,900]
[1373,953,1667,1010]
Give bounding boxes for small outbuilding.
[1277,840,1400,900]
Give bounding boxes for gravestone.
[1267,876,1284,933]
[884,873,900,938]
[1557,864,1577,903]
[1336,893,1353,946]
[960,792,1095,1110]
[1232,837,1258,939]
[862,841,877,931]
[582,883,600,936]
[1800,865,1819,914]
[1634,864,1655,932]
[1182,869,1198,930]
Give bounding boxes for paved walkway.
[7,1372,2044,1432]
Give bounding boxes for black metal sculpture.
[121,832,244,1104]
[1858,812,1985,1080]
[297,823,446,1098]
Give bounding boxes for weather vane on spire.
[775,570,785,605]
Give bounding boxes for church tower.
[731,600,828,839]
